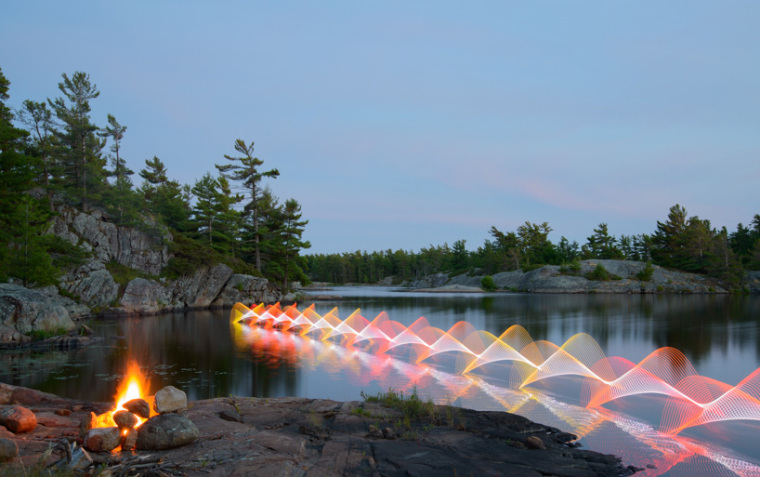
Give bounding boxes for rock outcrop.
[118,278,173,314]
[432,260,731,294]
[1,205,282,345]
[0,384,632,476]
[172,264,234,309]
[51,206,171,276]
[0,284,77,346]
[218,274,280,307]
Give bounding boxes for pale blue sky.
[2,1,758,254]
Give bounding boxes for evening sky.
[2,1,758,254]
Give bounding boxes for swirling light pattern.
[232,302,760,438]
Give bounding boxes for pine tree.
[139,156,191,232]
[586,223,624,259]
[17,100,58,210]
[99,114,136,223]
[48,71,105,211]
[216,139,279,273]
[278,198,310,290]
[191,173,221,247]
[0,68,58,285]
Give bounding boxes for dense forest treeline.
[0,67,310,292]
[305,208,760,290]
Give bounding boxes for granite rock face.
[52,206,171,276]
[60,260,119,309]
[0,385,632,477]
[440,260,730,294]
[0,284,76,346]
[172,264,234,309]
[119,278,173,314]
[218,274,280,307]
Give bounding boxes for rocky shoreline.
[0,383,637,476]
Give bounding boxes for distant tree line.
[0,67,310,291]
[305,206,760,290]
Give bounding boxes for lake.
[2,287,759,476]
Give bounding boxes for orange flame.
[93,360,155,429]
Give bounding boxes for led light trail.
[233,302,760,437]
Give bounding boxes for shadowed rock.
[84,427,121,452]
[0,438,18,462]
[123,398,150,419]
[136,413,199,450]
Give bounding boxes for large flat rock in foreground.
[0,383,635,476]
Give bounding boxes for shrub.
[559,259,581,276]
[585,263,620,281]
[635,261,654,282]
[481,275,496,291]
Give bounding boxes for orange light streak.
[235,302,760,437]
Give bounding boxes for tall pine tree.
[48,71,106,211]
[216,139,279,273]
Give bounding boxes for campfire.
[84,361,197,453]
[92,361,155,431]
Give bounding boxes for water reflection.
[1,289,758,476]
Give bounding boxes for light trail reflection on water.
[232,302,760,477]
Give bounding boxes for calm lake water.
[2,288,759,476]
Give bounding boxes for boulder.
[60,260,119,309]
[0,406,37,433]
[84,426,122,452]
[172,264,234,308]
[136,413,199,450]
[0,437,17,462]
[119,278,173,315]
[154,386,188,413]
[0,284,76,344]
[218,274,279,307]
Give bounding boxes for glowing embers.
[234,302,760,438]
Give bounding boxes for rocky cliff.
[0,206,281,345]
[414,260,733,294]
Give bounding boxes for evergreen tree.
[139,156,191,232]
[215,175,243,256]
[651,204,689,269]
[48,71,106,211]
[0,68,58,285]
[99,114,136,223]
[277,198,310,290]
[516,221,554,266]
[586,223,624,259]
[191,173,221,247]
[216,139,279,273]
[16,100,58,209]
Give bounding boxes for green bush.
[635,261,654,282]
[26,327,68,341]
[481,275,496,291]
[559,259,581,276]
[585,263,621,281]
